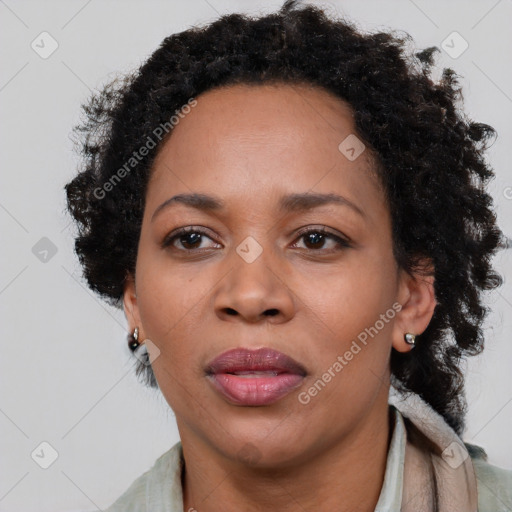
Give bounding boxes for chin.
[213,422,311,469]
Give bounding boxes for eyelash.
[161,226,351,254]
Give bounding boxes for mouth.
[205,347,307,406]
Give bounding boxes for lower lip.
[207,373,305,406]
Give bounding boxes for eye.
[162,226,220,251]
[162,225,351,254]
[291,227,351,253]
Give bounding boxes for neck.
[180,398,393,512]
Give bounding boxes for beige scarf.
[389,388,478,511]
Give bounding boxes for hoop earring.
[128,327,143,351]
[404,333,416,347]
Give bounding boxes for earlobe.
[392,267,437,353]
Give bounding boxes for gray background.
[1,1,511,511]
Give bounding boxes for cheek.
[135,268,208,411]
[305,253,395,323]
[135,257,215,372]
[300,255,396,367]
[300,279,395,418]
[135,241,202,329]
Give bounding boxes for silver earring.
[128,327,141,351]
[404,333,416,347]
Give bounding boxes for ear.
[123,274,143,338]
[391,262,437,353]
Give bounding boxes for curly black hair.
[65,0,505,436]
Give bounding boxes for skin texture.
[123,83,436,512]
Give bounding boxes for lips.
[205,347,306,406]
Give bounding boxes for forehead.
[147,83,383,218]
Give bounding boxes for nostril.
[225,308,238,315]
[264,309,279,316]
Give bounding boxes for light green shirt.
[105,406,512,511]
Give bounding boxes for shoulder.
[104,441,184,512]
[104,470,147,512]
[465,443,512,512]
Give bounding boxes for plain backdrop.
[1,1,511,511]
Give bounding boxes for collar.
[374,405,406,511]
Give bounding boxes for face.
[124,83,435,468]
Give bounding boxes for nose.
[213,248,296,324]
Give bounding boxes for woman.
[64,1,512,510]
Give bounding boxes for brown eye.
[162,227,220,251]
[292,227,351,252]
[176,232,203,249]
[302,231,328,249]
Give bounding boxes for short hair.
[65,0,505,435]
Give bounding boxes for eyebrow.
[151,191,366,222]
